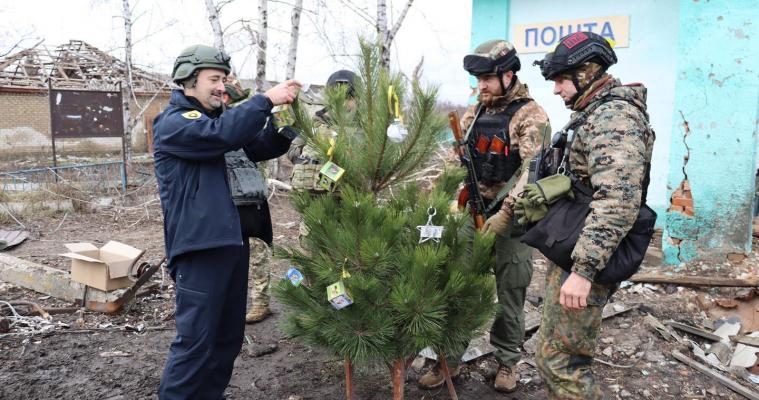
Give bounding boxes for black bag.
[521,177,656,284]
[521,98,656,284]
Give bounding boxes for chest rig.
[468,99,530,186]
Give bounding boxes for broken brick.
[671,197,694,208]
[727,253,747,263]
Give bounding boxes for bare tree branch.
[0,37,43,58]
[387,0,413,46]
[205,0,225,52]
[338,0,374,25]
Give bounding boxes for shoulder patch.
[181,110,202,120]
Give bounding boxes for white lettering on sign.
[514,16,629,54]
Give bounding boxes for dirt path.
[0,195,755,399]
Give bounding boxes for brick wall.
[668,179,694,217]
[0,89,170,157]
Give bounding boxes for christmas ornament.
[327,281,353,310]
[386,85,408,142]
[286,267,304,286]
[417,207,444,244]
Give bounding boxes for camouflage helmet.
[533,31,617,80]
[171,44,231,84]
[463,40,521,76]
[224,83,245,102]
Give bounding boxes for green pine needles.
[273,41,496,396]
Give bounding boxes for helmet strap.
[498,71,516,96]
[566,65,608,106]
[182,71,199,90]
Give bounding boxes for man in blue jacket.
[153,44,300,399]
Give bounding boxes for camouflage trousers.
[248,238,271,308]
[449,221,533,368]
[535,263,614,400]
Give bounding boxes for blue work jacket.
[153,89,292,263]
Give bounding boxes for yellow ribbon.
[387,85,404,125]
[326,137,336,161]
[340,258,351,279]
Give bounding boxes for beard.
[207,91,224,109]
[478,91,496,107]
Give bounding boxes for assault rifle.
[449,108,486,230]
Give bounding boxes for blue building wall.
[469,0,681,224]
[662,0,759,264]
[469,0,759,264]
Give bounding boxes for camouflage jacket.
[461,77,550,207]
[287,108,330,162]
[565,77,655,281]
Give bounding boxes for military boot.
[417,364,460,389]
[245,305,271,323]
[493,365,518,392]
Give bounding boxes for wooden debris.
[731,335,759,348]
[630,273,759,287]
[645,314,682,343]
[671,349,759,400]
[667,321,723,342]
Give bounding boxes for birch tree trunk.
[204,0,225,52]
[376,0,414,68]
[255,0,268,93]
[376,0,388,67]
[121,0,134,162]
[285,0,303,79]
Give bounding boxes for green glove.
[536,174,573,204]
[524,174,574,206]
[523,183,546,205]
[526,202,549,223]
[515,197,548,225]
[514,198,527,224]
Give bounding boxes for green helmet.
[171,44,231,84]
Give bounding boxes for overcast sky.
[0,0,473,103]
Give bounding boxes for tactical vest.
[225,149,268,207]
[468,99,530,186]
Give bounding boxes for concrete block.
[0,253,124,304]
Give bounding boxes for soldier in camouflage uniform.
[223,77,275,323]
[287,69,356,191]
[418,40,549,393]
[531,32,655,399]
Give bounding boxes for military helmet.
[172,44,231,84]
[463,40,521,76]
[534,32,617,80]
[326,69,356,96]
[224,84,245,102]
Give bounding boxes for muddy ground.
[1,185,759,399]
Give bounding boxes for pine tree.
[273,41,496,400]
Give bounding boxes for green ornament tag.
[327,281,353,310]
[318,161,345,191]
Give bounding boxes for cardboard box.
[61,241,145,291]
